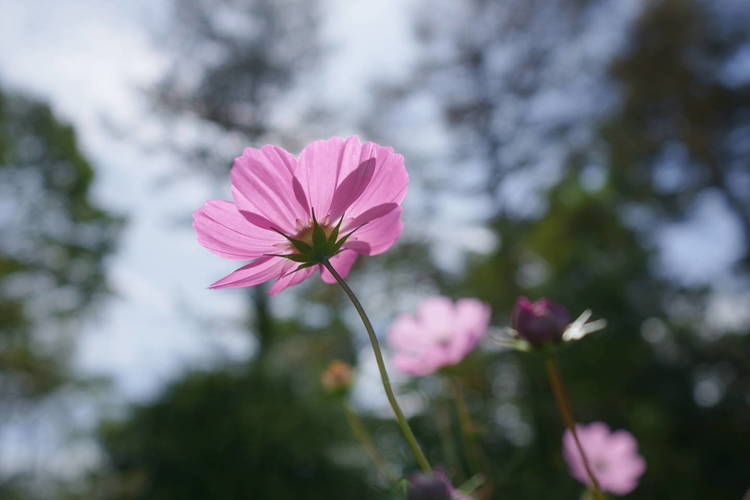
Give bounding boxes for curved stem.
[545,355,604,500]
[343,402,397,484]
[323,260,432,473]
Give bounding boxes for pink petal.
[563,423,645,495]
[295,136,362,219]
[209,256,285,289]
[193,200,284,259]
[388,315,430,351]
[392,352,439,376]
[319,250,359,283]
[387,296,490,376]
[344,206,403,256]
[269,263,315,295]
[230,145,307,234]
[417,296,456,336]
[344,202,398,230]
[608,430,639,457]
[329,158,376,221]
[445,299,490,358]
[294,137,408,224]
[346,142,407,218]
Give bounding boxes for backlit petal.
[193,200,284,259]
[329,158,376,221]
[319,250,358,283]
[209,256,285,289]
[269,263,316,295]
[230,145,306,234]
[344,206,403,256]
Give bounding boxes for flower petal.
[230,145,306,234]
[295,136,359,219]
[346,142,407,218]
[329,158,376,221]
[295,136,408,219]
[344,206,403,256]
[209,256,285,289]
[344,202,398,230]
[269,263,316,295]
[388,315,432,351]
[193,200,284,259]
[319,250,358,283]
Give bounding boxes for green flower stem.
[544,355,604,500]
[323,260,432,473]
[436,400,463,481]
[343,402,396,484]
[450,379,487,483]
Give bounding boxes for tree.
[0,86,122,491]
[98,367,383,500]
[369,0,750,498]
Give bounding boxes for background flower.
[511,297,571,345]
[388,297,491,376]
[193,136,408,294]
[563,422,646,495]
[407,471,472,500]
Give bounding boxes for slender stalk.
[544,355,604,500]
[323,260,432,473]
[450,378,493,499]
[343,402,396,484]
[450,378,483,476]
[436,400,463,482]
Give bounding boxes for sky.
[0,0,424,403]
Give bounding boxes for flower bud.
[321,360,353,395]
[511,297,571,345]
[407,473,452,500]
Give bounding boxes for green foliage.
[0,87,122,400]
[99,366,383,500]
[605,0,750,250]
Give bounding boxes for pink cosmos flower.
[563,422,646,495]
[193,136,407,294]
[388,297,491,376]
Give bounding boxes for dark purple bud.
[512,296,571,345]
[407,473,452,500]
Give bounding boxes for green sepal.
[266,253,310,263]
[288,237,313,255]
[458,473,485,496]
[394,478,409,497]
[293,262,316,271]
[271,228,314,256]
[312,221,328,252]
[328,215,344,244]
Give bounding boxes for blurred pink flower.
[563,422,646,495]
[193,136,407,294]
[388,297,491,376]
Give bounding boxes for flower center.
[291,220,335,248]
[271,215,352,266]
